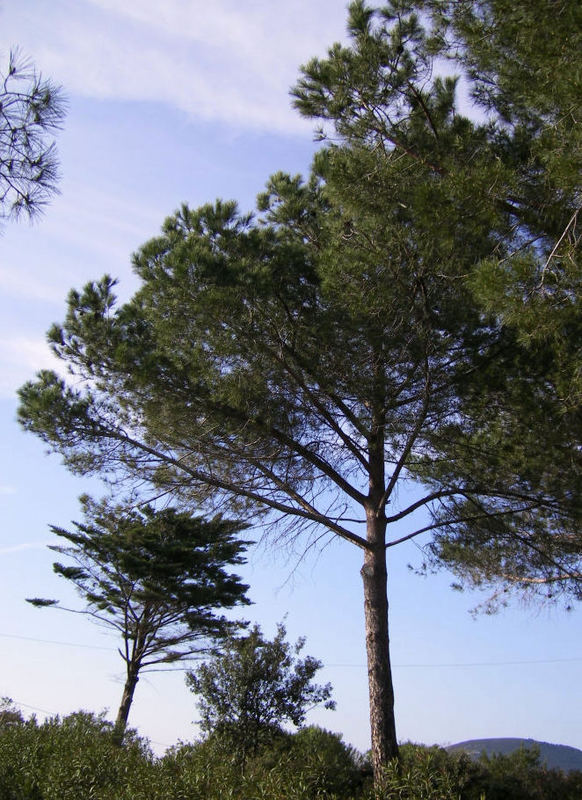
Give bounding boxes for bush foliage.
[186,622,335,765]
[1,704,582,799]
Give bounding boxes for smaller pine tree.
[28,497,251,744]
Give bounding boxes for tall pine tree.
[18,1,582,777]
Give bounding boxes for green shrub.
[2,713,581,800]
[253,726,367,798]
[0,710,153,800]
[465,747,582,800]
[367,744,466,800]
[157,726,365,800]
[366,744,582,800]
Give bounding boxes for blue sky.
[1,0,581,756]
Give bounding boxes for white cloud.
[43,188,160,276]
[0,337,65,399]
[6,0,348,134]
[0,182,157,308]
[0,542,51,555]
[0,486,17,497]
[84,0,343,79]
[0,267,66,305]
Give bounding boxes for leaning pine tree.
[28,499,250,745]
[18,1,582,780]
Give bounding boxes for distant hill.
[447,738,582,773]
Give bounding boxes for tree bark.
[363,380,398,780]
[361,532,398,781]
[113,663,140,746]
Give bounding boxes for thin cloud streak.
[0,542,51,555]
[6,0,347,135]
[0,268,65,305]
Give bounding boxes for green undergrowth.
[1,704,581,800]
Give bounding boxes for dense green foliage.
[292,0,582,607]
[374,744,582,800]
[186,623,335,764]
[162,726,366,800]
[27,500,250,742]
[0,49,65,220]
[1,707,581,800]
[0,708,365,800]
[0,708,153,800]
[411,0,582,605]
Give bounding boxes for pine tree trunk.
[113,664,140,746]
[361,535,398,781]
[364,391,398,780]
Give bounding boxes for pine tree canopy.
[27,499,251,743]
[28,499,251,665]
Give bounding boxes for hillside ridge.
[447,738,582,773]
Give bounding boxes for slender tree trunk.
[364,386,398,781]
[361,520,398,781]
[113,663,140,746]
